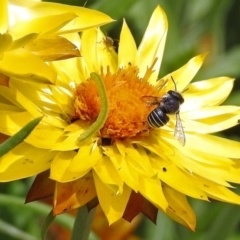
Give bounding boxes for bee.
[141,77,186,146]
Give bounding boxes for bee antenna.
[171,76,177,91]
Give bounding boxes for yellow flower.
[0,0,114,82]
[1,5,240,230]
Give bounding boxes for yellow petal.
[163,184,196,230]
[93,171,131,224]
[7,79,70,129]
[23,2,115,34]
[104,146,140,191]
[9,81,41,118]
[0,73,9,87]
[49,84,74,117]
[131,145,156,176]
[0,142,55,181]
[53,120,92,151]
[228,160,240,184]
[64,120,86,133]
[76,55,90,83]
[161,133,240,185]
[93,156,123,194]
[9,33,38,51]
[0,33,12,54]
[182,112,240,134]
[96,28,118,72]
[68,143,102,173]
[0,48,56,83]
[0,0,8,34]
[9,12,77,40]
[183,133,240,159]
[51,56,83,86]
[159,54,207,92]
[182,106,240,119]
[138,6,168,83]
[154,160,210,200]
[116,141,155,177]
[135,134,172,157]
[193,177,240,204]
[52,129,86,151]
[50,151,89,182]
[0,111,33,136]
[171,147,234,168]
[150,154,208,200]
[114,158,140,192]
[182,77,234,111]
[0,103,20,112]
[81,28,118,73]
[24,35,80,61]
[81,28,99,73]
[118,20,137,68]
[139,177,168,212]
[25,123,64,149]
[53,172,96,215]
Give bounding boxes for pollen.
[73,64,165,139]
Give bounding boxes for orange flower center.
[73,64,165,139]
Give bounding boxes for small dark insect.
[99,34,119,51]
[104,36,115,48]
[141,77,185,146]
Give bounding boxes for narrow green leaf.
[0,194,74,229]
[153,211,178,240]
[77,72,109,143]
[202,205,240,240]
[0,218,37,240]
[41,210,56,240]
[70,206,96,240]
[0,116,43,157]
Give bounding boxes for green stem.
[77,72,109,143]
[70,206,96,240]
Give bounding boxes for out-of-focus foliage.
[1,0,240,239]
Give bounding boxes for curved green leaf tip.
[77,72,109,143]
[41,210,55,240]
[0,116,43,158]
[70,206,96,240]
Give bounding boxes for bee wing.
[174,112,186,146]
[141,96,161,106]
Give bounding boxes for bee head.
[168,90,184,104]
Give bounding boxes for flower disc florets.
[73,65,163,139]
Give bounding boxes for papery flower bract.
[1,5,240,231]
[0,0,114,82]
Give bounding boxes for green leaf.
[71,206,96,240]
[202,204,240,240]
[0,218,37,240]
[41,210,56,240]
[0,116,43,157]
[0,193,75,229]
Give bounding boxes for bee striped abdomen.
[147,107,169,128]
